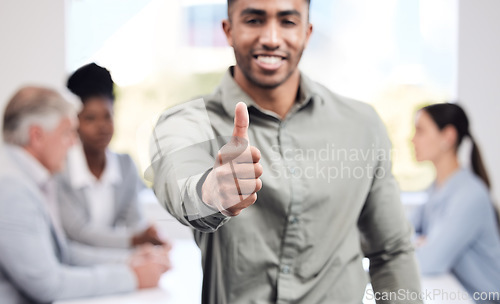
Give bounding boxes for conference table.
[57,238,474,304]
[57,239,202,304]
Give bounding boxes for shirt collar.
[68,145,122,189]
[4,144,52,188]
[219,66,319,119]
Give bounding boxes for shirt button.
[288,167,295,174]
[281,265,291,274]
[289,216,299,225]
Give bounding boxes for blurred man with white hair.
[0,86,170,304]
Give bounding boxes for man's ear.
[304,23,313,48]
[222,19,233,47]
[28,125,44,151]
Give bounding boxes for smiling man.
[226,0,312,118]
[151,0,422,303]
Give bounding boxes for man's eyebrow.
[240,8,266,17]
[239,8,302,18]
[277,10,301,18]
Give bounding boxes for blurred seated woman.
[411,103,500,303]
[58,63,166,248]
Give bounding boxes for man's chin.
[248,74,291,90]
[255,81,284,90]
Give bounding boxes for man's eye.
[245,19,262,25]
[282,20,297,26]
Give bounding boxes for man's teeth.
[257,56,282,65]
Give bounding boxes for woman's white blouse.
[67,145,122,229]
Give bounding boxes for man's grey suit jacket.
[0,145,136,304]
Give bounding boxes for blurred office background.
[0,0,499,206]
[1,2,498,303]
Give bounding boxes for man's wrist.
[197,168,219,211]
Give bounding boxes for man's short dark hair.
[227,0,310,5]
[227,0,311,19]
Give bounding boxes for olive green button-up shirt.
[150,67,422,304]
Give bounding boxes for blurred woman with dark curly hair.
[58,63,169,249]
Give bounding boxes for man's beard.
[233,46,305,89]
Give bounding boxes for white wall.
[0,0,66,141]
[458,0,500,204]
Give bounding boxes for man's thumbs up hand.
[202,102,263,217]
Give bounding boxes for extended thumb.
[232,102,249,141]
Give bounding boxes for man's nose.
[260,21,282,50]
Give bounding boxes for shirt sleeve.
[357,109,423,303]
[66,240,132,266]
[148,99,230,232]
[415,186,489,275]
[0,179,136,303]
